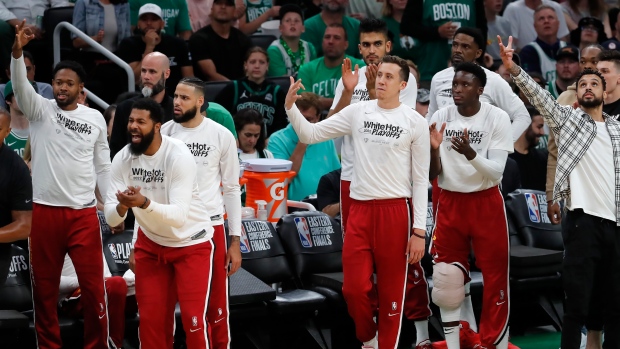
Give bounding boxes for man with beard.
[161,78,242,349]
[301,0,360,58]
[189,0,252,81]
[109,51,172,159]
[429,62,513,349]
[501,35,620,349]
[117,3,193,97]
[509,106,548,191]
[105,97,215,349]
[10,21,112,349]
[547,46,580,99]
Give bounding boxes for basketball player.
[500,35,620,349]
[286,55,430,349]
[429,62,513,349]
[104,98,215,349]
[327,19,431,348]
[162,77,242,349]
[11,21,111,348]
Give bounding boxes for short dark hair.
[178,77,205,95]
[454,27,486,51]
[526,106,541,118]
[597,49,620,72]
[359,18,389,40]
[577,68,607,91]
[296,92,322,115]
[326,23,347,41]
[103,104,117,126]
[234,108,266,152]
[23,51,35,65]
[454,62,487,87]
[131,98,164,124]
[381,55,409,82]
[52,60,87,83]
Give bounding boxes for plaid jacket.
[512,68,620,225]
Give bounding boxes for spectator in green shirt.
[130,0,192,39]
[297,23,365,110]
[267,4,317,77]
[301,0,361,58]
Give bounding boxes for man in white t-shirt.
[429,62,513,349]
[286,55,429,349]
[104,98,215,349]
[11,22,112,348]
[161,77,242,349]
[502,0,569,50]
[501,35,620,349]
[326,18,431,348]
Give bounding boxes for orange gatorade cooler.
[242,159,296,223]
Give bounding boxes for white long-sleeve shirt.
[427,66,531,142]
[330,66,418,181]
[10,55,111,209]
[430,103,514,193]
[286,101,430,230]
[161,117,242,236]
[104,136,214,247]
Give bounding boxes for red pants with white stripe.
[134,229,214,349]
[430,186,510,348]
[61,276,128,348]
[30,204,109,349]
[341,181,431,322]
[206,224,230,349]
[342,198,412,349]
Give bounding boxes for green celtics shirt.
[243,0,272,23]
[417,0,477,81]
[296,55,366,99]
[302,14,361,58]
[4,129,28,158]
[383,16,418,62]
[130,0,192,36]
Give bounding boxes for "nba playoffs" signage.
[294,216,336,248]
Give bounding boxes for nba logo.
[239,225,251,253]
[525,193,541,223]
[108,244,118,259]
[294,217,313,248]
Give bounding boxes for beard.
[128,127,156,155]
[140,74,166,97]
[173,106,198,123]
[55,93,78,108]
[525,130,540,148]
[578,94,604,108]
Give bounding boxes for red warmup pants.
[30,204,109,349]
[342,198,412,349]
[341,181,431,322]
[430,186,510,348]
[62,277,128,348]
[206,224,230,349]
[134,229,214,349]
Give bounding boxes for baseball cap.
[213,0,235,6]
[556,45,579,62]
[417,88,430,104]
[4,80,38,100]
[138,4,163,19]
[279,4,304,21]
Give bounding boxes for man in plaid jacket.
[500,36,620,349]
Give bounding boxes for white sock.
[440,306,461,349]
[363,336,377,348]
[460,282,478,332]
[415,320,430,345]
[496,330,509,349]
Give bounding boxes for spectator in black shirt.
[189,0,252,81]
[109,52,173,159]
[117,3,193,97]
[0,108,32,282]
[316,168,341,218]
[509,106,548,191]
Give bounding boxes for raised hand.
[451,128,477,160]
[341,58,360,92]
[12,20,36,58]
[285,76,305,110]
[498,35,516,73]
[365,63,379,94]
[429,122,446,150]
